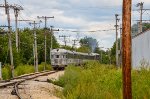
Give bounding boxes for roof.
[51,48,99,56]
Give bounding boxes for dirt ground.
[0,71,64,99]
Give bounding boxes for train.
[51,48,100,69]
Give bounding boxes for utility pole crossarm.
[59,35,69,46]
[37,16,54,29]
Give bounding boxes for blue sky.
[0,0,150,49]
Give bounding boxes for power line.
[59,28,116,33]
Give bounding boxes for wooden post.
[122,0,132,99]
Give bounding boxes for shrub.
[14,64,34,76]
[2,65,12,80]
[54,61,150,99]
[38,62,52,72]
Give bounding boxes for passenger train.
[51,49,100,69]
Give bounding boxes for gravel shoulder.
[0,71,64,99]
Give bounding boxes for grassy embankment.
[2,62,52,80]
[51,61,150,99]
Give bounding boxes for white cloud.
[0,0,150,49]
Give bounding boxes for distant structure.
[132,29,150,68]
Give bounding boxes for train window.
[63,55,66,58]
[56,55,59,58]
[51,55,54,58]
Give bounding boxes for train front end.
[51,49,67,70]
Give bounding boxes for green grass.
[14,64,35,77]
[38,62,52,72]
[2,65,12,80]
[53,61,150,99]
[2,63,52,80]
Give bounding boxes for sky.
[0,0,150,49]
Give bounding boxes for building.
[132,29,150,69]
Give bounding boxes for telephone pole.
[120,24,122,67]
[0,0,14,78]
[136,2,150,33]
[50,26,59,60]
[29,21,41,72]
[115,14,120,67]
[59,35,69,46]
[37,16,54,70]
[100,47,104,63]
[72,39,79,50]
[106,48,111,65]
[13,5,23,52]
[122,0,132,98]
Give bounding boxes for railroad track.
[0,71,57,99]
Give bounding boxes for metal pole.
[122,0,132,98]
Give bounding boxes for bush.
[14,64,34,76]
[54,61,150,99]
[1,63,52,80]
[38,62,52,72]
[2,65,12,80]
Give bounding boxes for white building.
[132,29,150,68]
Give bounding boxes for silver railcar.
[51,49,100,69]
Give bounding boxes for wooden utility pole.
[72,39,78,50]
[122,0,132,98]
[120,24,122,67]
[50,26,59,60]
[29,21,41,72]
[37,16,54,70]
[106,48,111,65]
[100,47,104,63]
[135,2,150,33]
[59,35,69,46]
[115,14,120,67]
[0,0,14,78]
[13,5,23,52]
[136,2,144,33]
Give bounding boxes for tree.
[77,46,91,53]
[132,23,150,36]
[0,28,59,66]
[79,36,98,52]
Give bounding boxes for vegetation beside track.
[52,61,150,99]
[2,62,52,80]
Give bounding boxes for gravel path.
[0,71,64,99]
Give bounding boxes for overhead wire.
[59,28,116,33]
